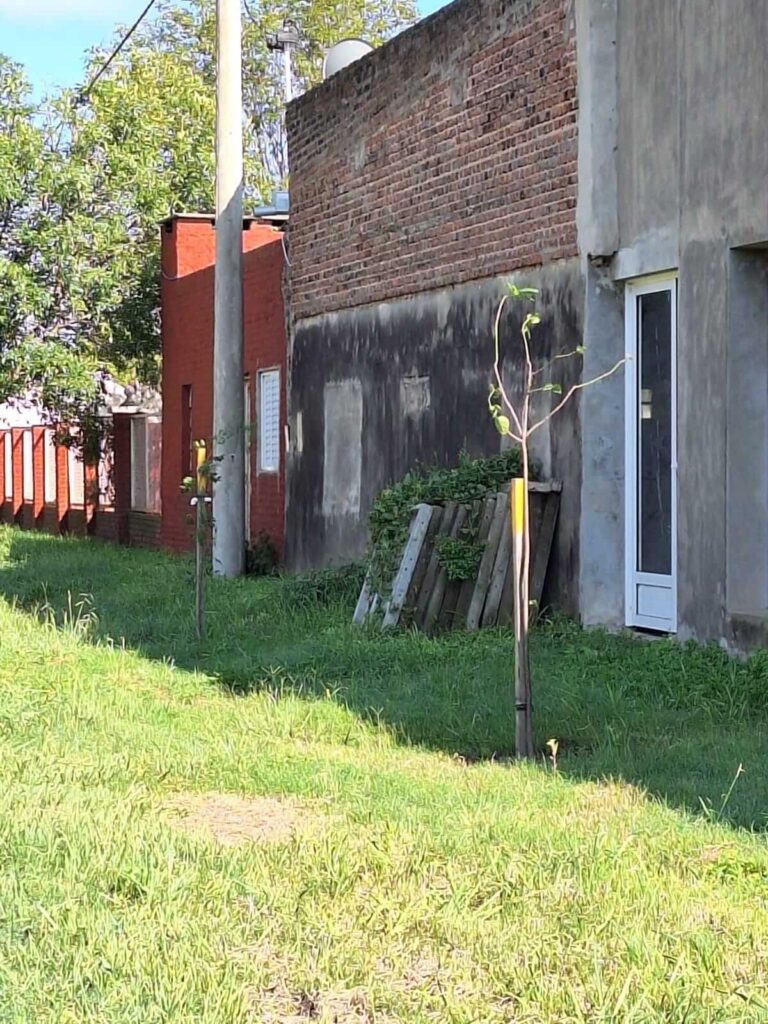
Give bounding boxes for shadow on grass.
[2,528,768,831]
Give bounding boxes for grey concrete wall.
[285,262,584,614]
[726,250,768,615]
[579,262,626,628]
[575,0,618,259]
[579,0,768,643]
[616,0,679,257]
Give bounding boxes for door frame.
[624,272,678,632]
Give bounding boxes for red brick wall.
[55,443,69,531]
[127,511,161,548]
[160,217,287,556]
[92,508,117,542]
[287,0,578,322]
[32,427,45,524]
[11,429,23,521]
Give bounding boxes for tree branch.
[528,358,626,437]
[531,346,585,378]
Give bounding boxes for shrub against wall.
[367,450,526,592]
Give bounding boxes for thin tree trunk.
[492,289,624,758]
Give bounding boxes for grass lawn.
[1,526,768,1022]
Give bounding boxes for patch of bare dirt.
[253,985,396,1023]
[163,792,309,846]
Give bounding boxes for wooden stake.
[195,442,207,640]
[511,477,533,758]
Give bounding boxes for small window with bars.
[258,369,280,474]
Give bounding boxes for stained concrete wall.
[727,250,768,616]
[578,0,768,643]
[285,262,584,614]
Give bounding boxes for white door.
[625,275,677,632]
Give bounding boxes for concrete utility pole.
[212,0,245,578]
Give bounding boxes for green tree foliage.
[0,0,416,425]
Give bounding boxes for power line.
[76,0,158,105]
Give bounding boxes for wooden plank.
[454,498,492,628]
[497,556,516,628]
[382,504,434,629]
[530,489,561,612]
[481,497,513,628]
[436,504,470,632]
[352,572,374,625]
[528,481,563,493]
[466,492,508,631]
[413,503,454,630]
[527,488,546,554]
[401,503,445,625]
[421,502,460,633]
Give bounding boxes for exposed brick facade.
[32,427,45,524]
[128,510,162,548]
[11,429,23,521]
[287,0,578,322]
[55,443,69,531]
[160,216,287,556]
[0,426,115,540]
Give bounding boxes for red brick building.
[159,215,287,556]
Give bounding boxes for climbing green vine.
[434,531,486,582]
[367,449,527,594]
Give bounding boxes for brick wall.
[127,511,161,548]
[0,426,115,540]
[160,216,287,556]
[287,0,578,322]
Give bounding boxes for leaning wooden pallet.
[354,481,562,634]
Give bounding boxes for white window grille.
[258,369,280,473]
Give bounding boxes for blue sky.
[0,0,450,99]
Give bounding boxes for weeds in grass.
[699,762,747,824]
[41,589,99,638]
[277,564,367,610]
